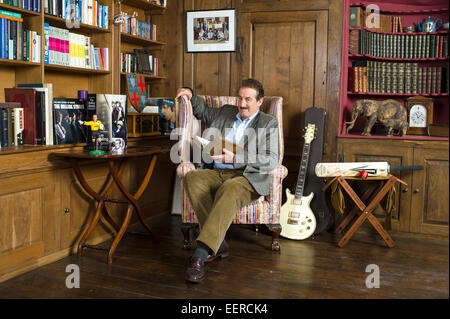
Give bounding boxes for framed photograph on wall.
[186,9,236,53]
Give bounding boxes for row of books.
[0,0,41,13]
[349,29,449,59]
[2,85,128,147]
[121,50,159,76]
[349,6,404,33]
[44,0,110,30]
[0,107,24,147]
[349,61,449,94]
[44,23,109,70]
[0,14,41,62]
[120,17,157,41]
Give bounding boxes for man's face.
[161,105,173,121]
[92,115,98,122]
[238,87,263,120]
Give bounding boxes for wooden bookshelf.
[120,32,167,46]
[340,0,449,140]
[45,64,111,74]
[0,3,41,16]
[120,72,166,79]
[44,14,112,33]
[337,0,449,239]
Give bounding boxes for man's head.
[92,114,98,122]
[161,102,176,123]
[237,78,264,120]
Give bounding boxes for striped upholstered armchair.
[176,95,288,251]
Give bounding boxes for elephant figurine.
[346,99,408,136]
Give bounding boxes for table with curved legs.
[53,145,170,263]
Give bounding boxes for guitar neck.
[294,143,310,199]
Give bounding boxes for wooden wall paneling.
[410,147,449,236]
[182,0,233,96]
[150,0,184,97]
[59,162,125,252]
[238,0,331,12]
[324,0,343,162]
[0,170,60,274]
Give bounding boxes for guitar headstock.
[303,123,316,144]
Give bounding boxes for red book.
[4,88,37,145]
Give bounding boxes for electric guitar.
[280,123,317,240]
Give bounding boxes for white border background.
[186,9,236,52]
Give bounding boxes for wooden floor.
[0,213,448,299]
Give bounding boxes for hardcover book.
[192,136,243,157]
[4,88,37,145]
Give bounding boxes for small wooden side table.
[323,174,407,248]
[53,145,170,263]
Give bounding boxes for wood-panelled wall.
[157,0,343,192]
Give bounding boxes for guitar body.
[280,184,317,240]
[303,107,331,235]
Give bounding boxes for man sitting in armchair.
[176,78,280,283]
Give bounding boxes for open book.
[192,136,243,156]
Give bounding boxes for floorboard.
[0,214,448,299]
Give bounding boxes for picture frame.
[186,9,236,53]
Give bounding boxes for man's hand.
[211,148,235,164]
[176,88,193,101]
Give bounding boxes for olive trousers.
[183,169,260,254]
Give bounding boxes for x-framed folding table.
[323,174,407,248]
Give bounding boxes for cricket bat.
[315,162,423,177]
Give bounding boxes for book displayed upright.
[95,94,127,153]
[53,98,87,145]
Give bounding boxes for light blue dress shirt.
[214,110,260,169]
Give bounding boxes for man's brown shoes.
[186,241,229,283]
[205,241,229,263]
[186,257,206,283]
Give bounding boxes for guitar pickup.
[287,218,299,225]
[289,212,300,218]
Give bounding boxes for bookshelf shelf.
[0,3,41,16]
[121,0,167,11]
[351,3,448,14]
[0,59,41,67]
[120,72,166,79]
[338,133,448,141]
[120,32,166,46]
[347,91,449,97]
[349,27,449,36]
[349,54,449,62]
[45,64,110,74]
[44,14,111,33]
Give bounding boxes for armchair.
[176,94,288,251]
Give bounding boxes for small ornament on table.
[79,113,108,155]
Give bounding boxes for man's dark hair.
[240,78,264,101]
